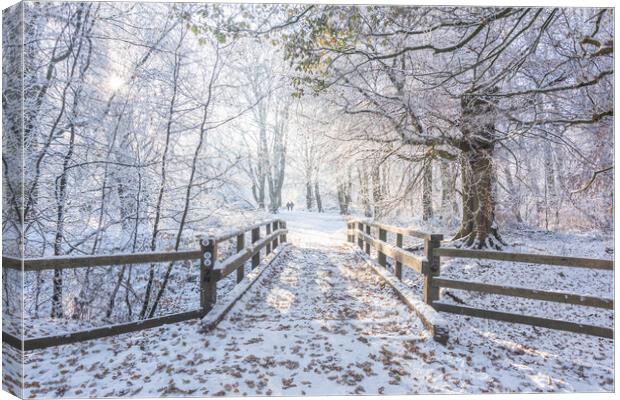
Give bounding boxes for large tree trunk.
[453,150,503,248]
[453,89,505,249]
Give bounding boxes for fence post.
[378,228,387,267]
[272,220,279,249]
[357,222,363,249]
[236,233,245,283]
[423,234,443,305]
[346,222,351,242]
[348,222,355,243]
[395,233,403,280]
[280,221,287,243]
[266,223,272,254]
[251,227,260,269]
[200,237,218,315]
[365,225,371,255]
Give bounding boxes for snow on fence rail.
[346,219,614,340]
[347,219,448,344]
[1,219,287,351]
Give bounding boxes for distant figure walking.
[286,201,295,211]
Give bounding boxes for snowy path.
[12,211,613,397]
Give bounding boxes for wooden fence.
[347,219,614,339]
[2,219,287,351]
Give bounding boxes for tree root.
[451,228,507,250]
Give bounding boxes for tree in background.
[274,6,612,248]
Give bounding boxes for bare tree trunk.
[440,160,457,221]
[372,163,383,218]
[337,171,352,215]
[453,89,505,249]
[422,159,433,221]
[254,93,271,211]
[148,41,222,318]
[315,181,323,212]
[107,169,143,319]
[148,103,207,318]
[140,36,183,319]
[358,165,371,217]
[453,155,474,240]
[503,164,523,223]
[543,140,556,230]
[267,109,287,214]
[51,123,77,318]
[50,6,93,317]
[305,180,313,210]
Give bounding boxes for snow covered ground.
[3,211,614,396]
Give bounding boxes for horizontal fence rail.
[4,310,204,351]
[432,303,613,339]
[432,277,614,309]
[2,219,287,351]
[435,248,613,270]
[356,230,427,273]
[351,218,431,240]
[346,218,614,341]
[2,250,203,271]
[213,228,287,280]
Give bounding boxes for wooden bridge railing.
[347,219,614,340]
[2,219,287,351]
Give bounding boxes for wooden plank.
[280,221,287,243]
[3,250,202,272]
[265,223,272,254]
[214,229,287,279]
[435,248,613,270]
[364,224,371,255]
[4,310,203,351]
[357,222,364,250]
[432,302,613,339]
[250,229,287,255]
[358,231,426,273]
[209,219,284,242]
[350,219,430,240]
[347,222,355,243]
[1,257,21,270]
[236,233,245,283]
[202,243,290,332]
[200,238,218,314]
[395,233,403,280]
[272,221,279,249]
[361,253,449,344]
[215,248,252,279]
[251,227,260,269]
[433,277,614,309]
[423,234,443,305]
[378,228,387,267]
[2,332,22,349]
[2,220,287,273]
